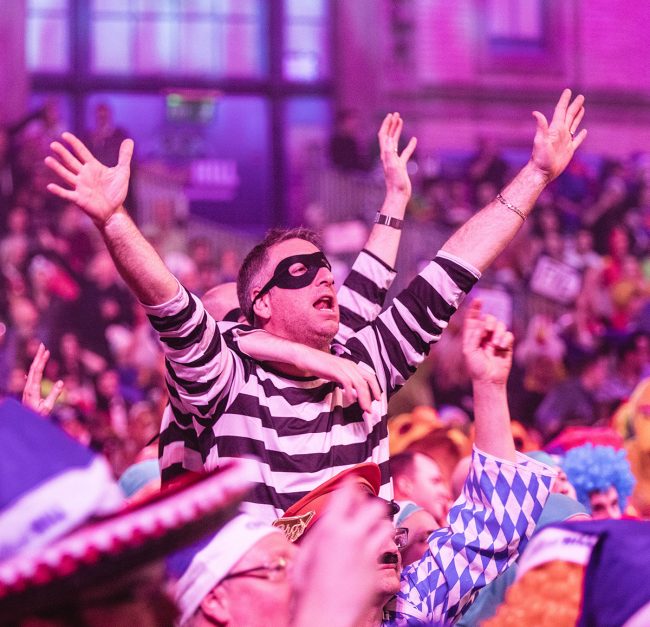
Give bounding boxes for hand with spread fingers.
[530,88,587,183]
[378,112,418,199]
[45,132,134,228]
[462,300,514,387]
[22,343,64,416]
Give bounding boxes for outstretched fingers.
[565,93,585,126]
[50,140,83,173]
[41,380,64,415]
[118,139,134,168]
[572,128,588,150]
[61,131,94,164]
[23,343,46,405]
[550,88,572,126]
[570,106,585,135]
[400,136,417,161]
[44,155,77,187]
[531,110,549,134]
[46,182,78,203]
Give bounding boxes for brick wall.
[334,0,650,158]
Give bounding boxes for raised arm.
[45,132,178,305]
[342,90,586,397]
[462,300,516,461]
[336,114,416,341]
[442,89,586,272]
[22,343,64,416]
[364,112,416,267]
[391,305,555,623]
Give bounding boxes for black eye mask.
[252,251,331,306]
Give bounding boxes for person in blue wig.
[562,443,635,519]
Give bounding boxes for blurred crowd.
[2,96,650,626]
[2,103,650,486]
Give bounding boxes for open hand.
[462,300,514,385]
[22,343,64,416]
[45,132,134,227]
[378,112,417,198]
[530,88,587,183]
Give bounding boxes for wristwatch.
[374,213,404,230]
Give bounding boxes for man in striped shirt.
[45,90,587,524]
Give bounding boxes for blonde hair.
[484,560,584,627]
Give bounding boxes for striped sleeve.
[335,249,396,343]
[142,283,243,419]
[343,250,480,397]
[390,449,555,625]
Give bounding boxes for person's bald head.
[202,283,243,322]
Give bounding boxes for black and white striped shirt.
[153,250,479,522]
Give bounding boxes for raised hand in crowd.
[443,89,587,273]
[530,88,587,183]
[360,112,417,271]
[379,112,417,199]
[463,300,514,387]
[45,132,133,227]
[22,343,64,416]
[45,134,177,305]
[462,299,517,461]
[291,481,394,627]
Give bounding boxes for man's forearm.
[98,207,179,305]
[472,381,516,462]
[363,190,408,269]
[442,162,548,273]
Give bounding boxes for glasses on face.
[222,556,291,583]
[394,527,409,549]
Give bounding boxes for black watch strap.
[374,213,404,230]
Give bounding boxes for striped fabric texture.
[154,249,479,522]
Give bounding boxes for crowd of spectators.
[3,94,650,625]
[2,103,650,483]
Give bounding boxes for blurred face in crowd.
[375,533,403,605]
[399,509,439,566]
[552,468,577,501]
[589,486,622,520]
[198,533,295,627]
[396,453,451,525]
[254,238,339,351]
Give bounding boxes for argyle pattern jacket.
[383,448,555,626]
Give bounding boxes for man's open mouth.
[314,295,334,311]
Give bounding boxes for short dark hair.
[389,451,417,481]
[236,227,323,324]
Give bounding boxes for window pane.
[214,0,260,17]
[83,93,272,228]
[27,16,69,71]
[284,24,328,81]
[179,21,216,73]
[285,0,326,19]
[220,21,264,77]
[92,20,132,73]
[92,0,130,11]
[135,0,174,14]
[30,0,68,9]
[134,18,176,73]
[487,0,544,42]
[181,0,214,15]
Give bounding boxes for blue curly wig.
[562,444,635,513]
